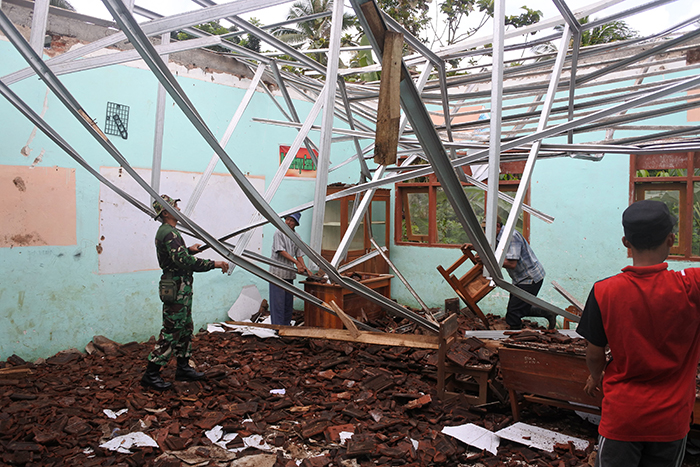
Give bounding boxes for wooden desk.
[302,273,393,329]
[500,346,602,421]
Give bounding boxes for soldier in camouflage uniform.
[141,195,229,391]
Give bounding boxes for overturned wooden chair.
[437,244,494,329]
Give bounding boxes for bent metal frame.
[1,0,700,333]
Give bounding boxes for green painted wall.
[0,40,358,361]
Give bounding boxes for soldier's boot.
[141,362,172,391]
[175,357,205,381]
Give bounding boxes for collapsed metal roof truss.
[1,0,700,331]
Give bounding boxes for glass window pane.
[347,200,365,251]
[637,169,687,177]
[497,195,524,235]
[464,186,485,221]
[436,188,470,244]
[371,200,386,247]
[322,200,341,250]
[693,183,700,256]
[643,189,680,247]
[405,192,429,242]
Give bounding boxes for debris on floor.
[0,311,614,466]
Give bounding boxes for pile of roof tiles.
[0,319,598,466]
[501,329,589,356]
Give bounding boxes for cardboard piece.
[228,285,263,322]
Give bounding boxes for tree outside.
[272,0,357,66]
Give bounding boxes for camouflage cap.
[153,195,180,218]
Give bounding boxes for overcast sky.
[68,0,699,43]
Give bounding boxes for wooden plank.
[439,314,459,339]
[374,30,403,165]
[551,280,584,312]
[0,367,32,377]
[523,395,601,415]
[329,300,360,338]
[278,327,439,349]
[225,320,286,330]
[359,2,386,54]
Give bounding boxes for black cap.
[622,200,676,249]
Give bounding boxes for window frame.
[630,152,699,260]
[395,162,530,248]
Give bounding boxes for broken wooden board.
[374,30,403,165]
[551,280,584,313]
[328,300,360,338]
[277,327,439,350]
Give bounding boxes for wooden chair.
[437,314,492,404]
[437,244,494,329]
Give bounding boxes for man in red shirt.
[578,200,700,465]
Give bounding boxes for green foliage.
[636,169,685,177]
[348,35,379,82]
[693,193,700,256]
[552,16,638,48]
[173,20,261,53]
[377,0,431,40]
[272,0,356,67]
[475,2,542,28]
[578,16,638,46]
[50,0,75,11]
[435,0,541,51]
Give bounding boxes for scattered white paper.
[221,321,279,339]
[243,434,271,451]
[208,323,226,333]
[442,424,500,456]
[99,432,158,454]
[270,388,286,395]
[203,426,269,452]
[205,425,224,444]
[228,285,262,322]
[103,408,128,419]
[411,438,419,451]
[339,431,353,446]
[495,422,589,453]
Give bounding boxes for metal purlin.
[97,0,440,333]
[485,0,505,249]
[349,0,700,323]
[1,0,293,86]
[350,0,504,282]
[0,7,378,332]
[225,86,329,270]
[551,0,582,147]
[6,2,693,330]
[495,24,573,270]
